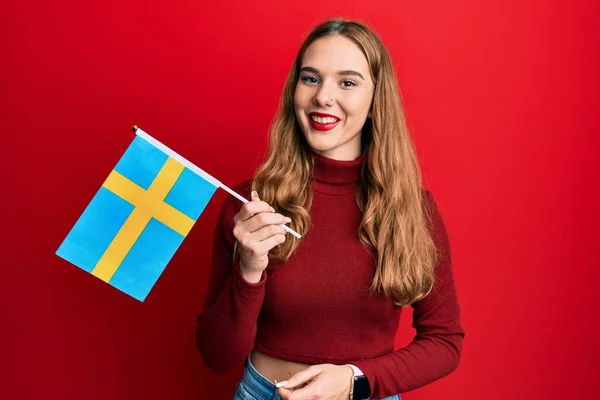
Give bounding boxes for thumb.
[277,366,322,389]
[277,386,293,400]
[251,190,260,201]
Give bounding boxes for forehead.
[301,35,369,75]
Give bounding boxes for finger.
[280,366,323,390]
[248,223,287,242]
[285,382,319,400]
[235,192,274,222]
[246,213,291,233]
[251,233,286,255]
[277,387,292,400]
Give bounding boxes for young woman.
[196,19,465,400]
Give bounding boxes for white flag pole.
[132,126,301,239]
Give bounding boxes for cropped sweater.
[196,151,465,397]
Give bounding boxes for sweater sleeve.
[352,191,465,397]
[195,181,267,373]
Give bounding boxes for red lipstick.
[308,112,340,132]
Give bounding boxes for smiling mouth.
[311,114,338,124]
[308,113,340,131]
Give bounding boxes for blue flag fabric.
[56,133,218,301]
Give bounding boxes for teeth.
[311,115,338,124]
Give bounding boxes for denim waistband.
[235,356,400,400]
[235,356,281,400]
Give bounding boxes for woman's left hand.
[277,364,353,400]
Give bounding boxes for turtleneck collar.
[310,149,364,195]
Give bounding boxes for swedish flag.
[56,128,219,301]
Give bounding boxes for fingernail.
[285,217,291,223]
[251,191,257,198]
[276,381,288,388]
[271,207,275,213]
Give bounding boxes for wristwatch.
[347,364,371,400]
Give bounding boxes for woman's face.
[294,35,374,161]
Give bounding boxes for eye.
[340,79,357,88]
[300,75,320,85]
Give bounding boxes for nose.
[313,82,335,107]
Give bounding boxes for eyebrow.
[299,66,365,80]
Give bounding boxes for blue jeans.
[233,356,400,400]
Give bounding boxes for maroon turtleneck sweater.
[196,151,464,397]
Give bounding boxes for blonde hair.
[234,19,437,306]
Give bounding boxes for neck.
[309,148,364,195]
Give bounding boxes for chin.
[305,137,337,152]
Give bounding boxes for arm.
[195,182,267,373]
[352,191,465,397]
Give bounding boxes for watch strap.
[346,364,365,377]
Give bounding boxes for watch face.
[353,376,371,400]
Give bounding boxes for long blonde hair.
[235,19,437,306]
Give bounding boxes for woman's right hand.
[233,190,291,283]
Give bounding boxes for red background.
[2,0,599,399]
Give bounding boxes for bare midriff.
[250,349,312,383]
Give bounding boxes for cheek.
[345,92,372,120]
[294,85,310,110]
[293,88,304,117]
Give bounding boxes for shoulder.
[420,188,437,217]
[420,187,451,253]
[222,179,253,200]
[217,178,254,220]
[420,188,446,218]
[213,178,253,243]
